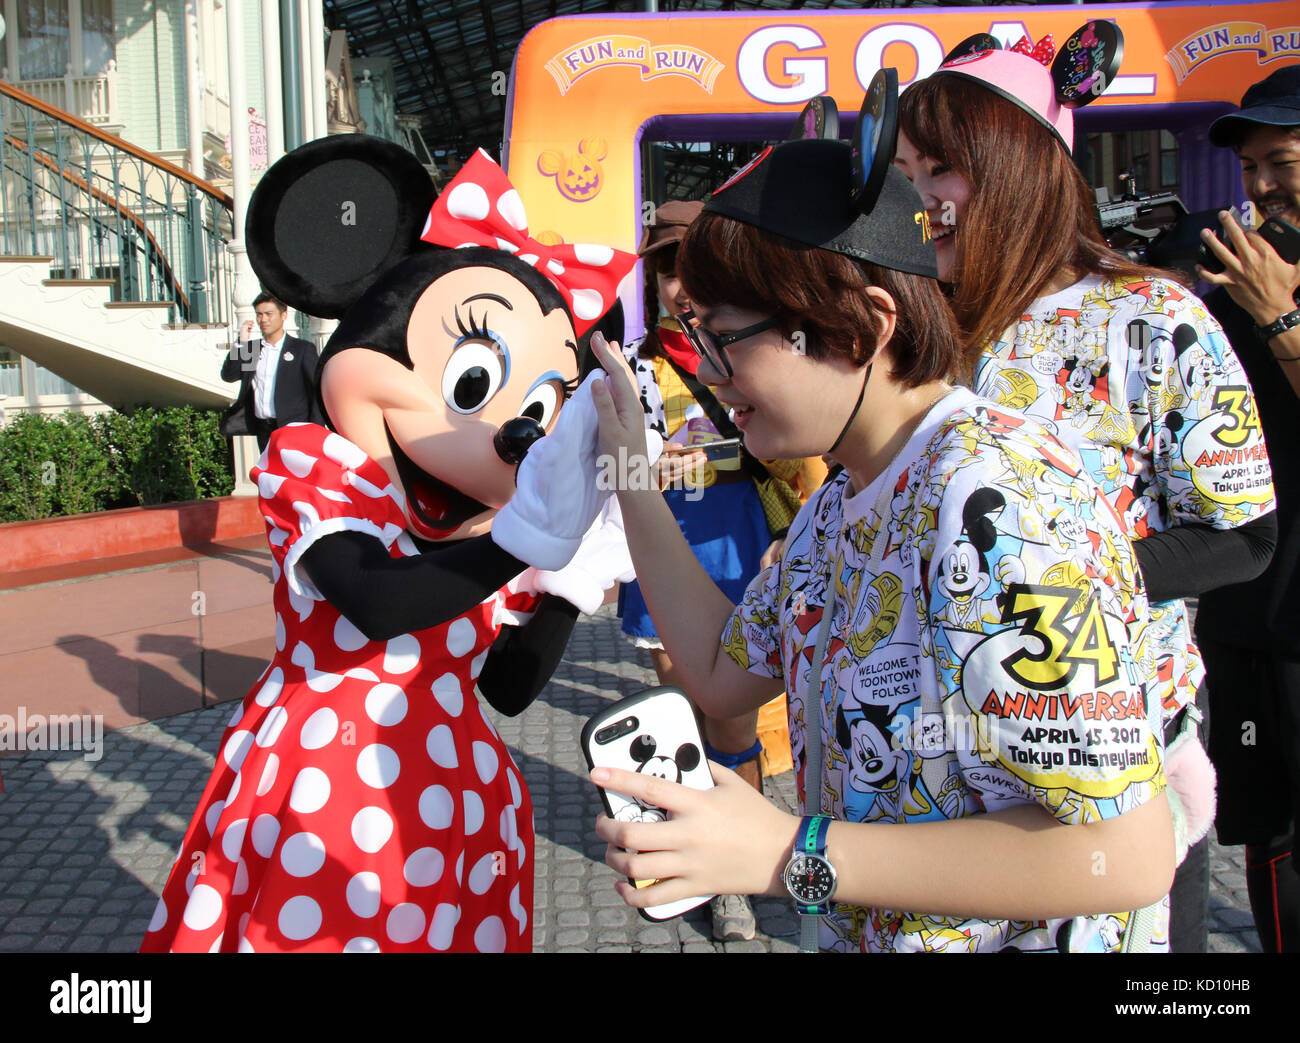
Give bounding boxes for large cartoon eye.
[518,380,562,429]
[442,343,504,414]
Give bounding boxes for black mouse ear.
[675,743,701,773]
[1172,323,1200,355]
[941,32,1002,65]
[246,135,435,318]
[963,487,1007,553]
[835,705,851,750]
[629,734,657,765]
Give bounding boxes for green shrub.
[0,407,234,522]
[97,406,235,506]
[0,412,114,520]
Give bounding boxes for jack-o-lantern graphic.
[539,137,607,201]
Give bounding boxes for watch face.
[785,853,836,904]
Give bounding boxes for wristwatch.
[783,815,837,914]
[1256,306,1300,343]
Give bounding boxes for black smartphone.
[1258,217,1300,265]
[1200,213,1300,272]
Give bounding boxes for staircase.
[0,81,237,411]
[0,255,232,408]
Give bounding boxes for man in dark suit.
[221,292,323,452]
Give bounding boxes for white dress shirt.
[252,332,287,420]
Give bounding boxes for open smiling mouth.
[385,426,489,535]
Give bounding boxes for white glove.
[527,496,636,614]
[492,372,610,571]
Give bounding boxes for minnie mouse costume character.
[140,137,636,952]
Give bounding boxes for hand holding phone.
[589,744,801,922]
[1200,213,1300,273]
[656,437,743,490]
[1198,213,1300,331]
[581,688,716,920]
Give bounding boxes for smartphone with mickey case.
[581,687,717,921]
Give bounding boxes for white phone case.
[582,687,716,921]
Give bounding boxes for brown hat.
[637,199,704,256]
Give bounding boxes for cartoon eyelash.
[451,306,511,387]
[562,376,581,400]
[454,305,491,341]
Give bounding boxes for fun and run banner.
[503,2,1300,252]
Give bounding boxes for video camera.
[1095,172,1204,273]
[1097,174,1300,275]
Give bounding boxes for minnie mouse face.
[246,137,635,545]
[323,264,579,541]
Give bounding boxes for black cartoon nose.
[494,416,546,465]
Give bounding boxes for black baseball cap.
[1209,64,1300,147]
[702,139,940,279]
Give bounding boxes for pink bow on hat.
[1009,34,1056,67]
[420,149,635,334]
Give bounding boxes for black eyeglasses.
[675,308,781,378]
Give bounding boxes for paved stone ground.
[0,605,1263,953]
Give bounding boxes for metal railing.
[0,79,234,326]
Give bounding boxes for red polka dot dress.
[141,424,536,952]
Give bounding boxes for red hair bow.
[1010,34,1056,67]
[420,149,636,334]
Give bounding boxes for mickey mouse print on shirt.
[723,388,1171,953]
[974,273,1275,717]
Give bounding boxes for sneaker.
[710,893,757,942]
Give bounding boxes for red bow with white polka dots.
[1009,34,1056,67]
[420,149,636,334]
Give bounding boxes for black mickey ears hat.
[703,142,939,279]
[703,69,939,279]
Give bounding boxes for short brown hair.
[898,77,1181,368]
[676,210,961,388]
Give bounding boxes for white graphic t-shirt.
[974,275,1275,717]
[723,389,1171,953]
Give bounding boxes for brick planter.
[1,496,264,573]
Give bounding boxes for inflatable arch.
[504,1,1299,262]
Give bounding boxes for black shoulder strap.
[662,355,772,483]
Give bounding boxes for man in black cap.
[1195,63,1300,952]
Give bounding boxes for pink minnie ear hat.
[932,48,1074,152]
[928,22,1123,156]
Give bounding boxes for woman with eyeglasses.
[617,200,815,941]
[583,138,1176,953]
[892,26,1277,952]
